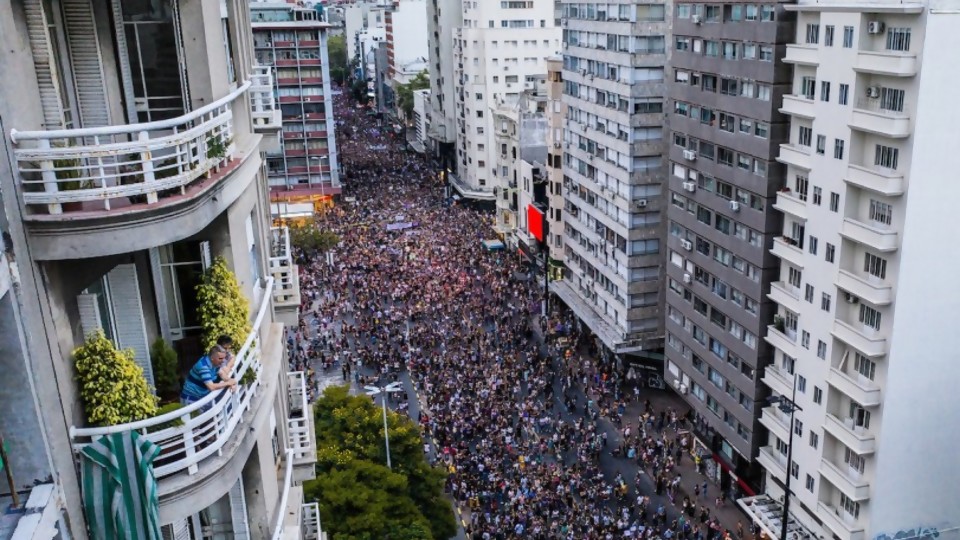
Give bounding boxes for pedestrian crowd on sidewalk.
[281,88,750,540]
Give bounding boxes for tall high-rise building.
[545,56,567,265]
[252,1,341,208]
[741,2,960,539]
[448,0,561,200]
[425,0,461,170]
[663,0,792,492]
[0,0,317,537]
[551,1,669,364]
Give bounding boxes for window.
[843,26,855,48]
[839,83,849,105]
[870,199,893,226]
[845,447,866,474]
[824,25,835,46]
[806,474,815,492]
[875,144,900,169]
[808,236,818,255]
[761,5,775,20]
[812,187,822,206]
[816,134,826,155]
[789,267,803,288]
[804,284,814,303]
[886,27,911,51]
[813,386,823,404]
[830,192,840,212]
[805,23,820,44]
[759,46,773,62]
[826,243,835,263]
[791,461,799,479]
[855,353,877,380]
[798,375,807,392]
[880,87,906,113]
[809,431,819,449]
[801,330,810,348]
[841,494,861,520]
[798,126,813,147]
[757,84,772,102]
[865,252,888,279]
[795,175,809,201]
[817,340,827,359]
[859,304,883,331]
[819,81,831,102]
[800,76,816,100]
[794,418,803,436]
[834,139,845,160]
[821,293,832,312]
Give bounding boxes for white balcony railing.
[70,276,274,480]
[251,65,281,130]
[302,502,325,540]
[10,81,250,216]
[270,226,300,307]
[287,371,314,460]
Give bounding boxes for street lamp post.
[768,374,803,540]
[364,381,404,469]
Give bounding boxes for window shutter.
[200,241,212,270]
[105,264,154,388]
[162,519,191,540]
[76,293,102,338]
[229,478,251,540]
[61,0,111,127]
[23,0,66,129]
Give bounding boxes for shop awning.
[482,239,505,251]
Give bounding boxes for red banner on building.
[527,204,544,243]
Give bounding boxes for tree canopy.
[395,70,430,120]
[304,386,456,540]
[289,223,340,254]
[327,35,349,85]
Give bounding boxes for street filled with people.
[283,89,747,540]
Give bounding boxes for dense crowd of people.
[283,89,743,540]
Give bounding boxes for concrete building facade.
[740,2,960,540]
[450,0,562,200]
[385,0,429,80]
[0,0,317,537]
[662,0,794,493]
[545,57,567,265]
[551,0,670,362]
[425,0,461,170]
[253,1,341,202]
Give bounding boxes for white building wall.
[343,3,372,60]
[426,0,461,146]
[390,0,430,67]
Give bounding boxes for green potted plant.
[53,157,92,211]
[150,337,181,403]
[773,314,785,333]
[195,256,251,352]
[74,330,158,426]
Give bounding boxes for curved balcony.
[70,278,282,523]
[9,82,263,260]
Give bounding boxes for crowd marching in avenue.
[283,88,750,540]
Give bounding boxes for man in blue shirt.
[180,344,237,407]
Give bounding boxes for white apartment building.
[749,3,960,540]
[551,1,669,358]
[451,0,561,200]
[545,56,566,264]
[0,0,318,538]
[344,1,380,61]
[385,0,429,80]
[426,0,461,168]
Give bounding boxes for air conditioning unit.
[845,292,860,304]
[635,199,648,209]
[866,86,881,99]
[730,200,741,212]
[867,21,886,34]
[680,239,693,251]
[692,14,702,24]
[683,149,697,161]
[683,273,692,284]
[682,181,696,193]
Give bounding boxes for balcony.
[850,99,911,138]
[765,324,798,357]
[818,502,867,540]
[779,94,816,119]
[759,406,791,442]
[783,44,819,66]
[301,502,326,540]
[762,365,794,400]
[773,191,808,220]
[820,459,871,501]
[776,144,813,170]
[844,164,904,196]
[840,218,899,252]
[70,278,285,523]
[270,227,301,325]
[768,281,801,312]
[827,367,882,407]
[251,65,282,133]
[824,414,877,454]
[854,50,918,77]
[832,319,888,358]
[1,483,64,540]
[287,371,317,483]
[9,82,263,260]
[836,269,893,306]
[756,446,787,481]
[771,236,805,268]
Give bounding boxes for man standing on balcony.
[216,335,237,380]
[180,344,238,410]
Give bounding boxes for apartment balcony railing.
[773,190,808,221]
[270,226,301,309]
[69,276,274,481]
[779,94,816,120]
[770,236,805,269]
[776,143,813,171]
[850,98,911,138]
[818,502,867,540]
[10,81,250,217]
[832,319,888,358]
[853,50,917,77]
[287,371,315,462]
[819,459,871,502]
[301,502,326,540]
[761,364,794,398]
[759,405,791,443]
[251,65,282,131]
[823,413,877,455]
[783,44,819,66]
[844,163,904,197]
[840,217,899,252]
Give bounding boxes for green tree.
[150,337,180,400]
[305,386,456,540]
[351,79,370,106]
[290,223,340,254]
[327,35,349,84]
[395,70,430,120]
[195,256,251,351]
[74,330,158,426]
